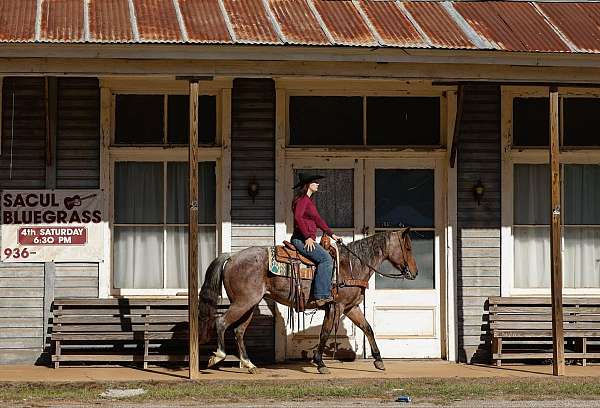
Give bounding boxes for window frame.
[501,86,600,296]
[100,78,231,297]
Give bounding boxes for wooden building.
[1,0,600,365]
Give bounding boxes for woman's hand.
[331,234,342,244]
[304,237,316,252]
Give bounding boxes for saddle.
[274,236,338,313]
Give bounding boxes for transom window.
[115,94,217,145]
[289,96,441,146]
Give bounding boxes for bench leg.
[492,337,502,367]
[582,338,587,367]
[144,339,149,370]
[54,340,61,369]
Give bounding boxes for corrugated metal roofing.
[179,0,232,43]
[132,0,182,42]
[3,0,600,54]
[357,0,426,48]
[405,2,475,49]
[0,0,37,42]
[538,2,600,53]
[311,0,376,46]
[89,0,134,42]
[221,0,280,44]
[268,0,328,45]
[41,0,85,42]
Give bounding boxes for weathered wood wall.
[456,85,501,363]
[0,77,100,364]
[230,78,275,252]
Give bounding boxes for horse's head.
[386,228,418,280]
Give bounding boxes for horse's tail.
[199,252,230,344]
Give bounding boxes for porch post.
[188,80,200,380]
[549,86,564,376]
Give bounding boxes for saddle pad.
[268,246,314,280]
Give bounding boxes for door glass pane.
[113,226,164,289]
[115,162,163,224]
[165,226,217,288]
[564,98,600,147]
[375,169,434,228]
[514,164,550,225]
[167,95,217,145]
[375,231,434,289]
[513,97,549,147]
[293,169,353,228]
[514,226,550,288]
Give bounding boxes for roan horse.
[198,228,418,374]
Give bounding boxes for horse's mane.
[340,231,393,269]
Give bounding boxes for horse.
[198,228,418,374]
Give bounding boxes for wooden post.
[188,81,200,380]
[549,86,565,376]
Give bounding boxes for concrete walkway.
[1,360,600,382]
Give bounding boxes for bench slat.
[492,321,600,329]
[55,316,189,324]
[489,297,600,305]
[489,306,600,314]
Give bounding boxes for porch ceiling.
[0,0,599,54]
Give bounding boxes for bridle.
[336,232,413,280]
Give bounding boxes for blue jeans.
[291,238,333,299]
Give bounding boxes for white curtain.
[513,165,550,288]
[564,165,600,288]
[114,161,217,290]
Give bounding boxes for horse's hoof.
[374,360,385,371]
[248,367,259,374]
[317,366,330,374]
[207,351,226,368]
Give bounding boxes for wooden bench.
[489,297,600,366]
[51,298,274,368]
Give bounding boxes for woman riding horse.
[291,173,341,307]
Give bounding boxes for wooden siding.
[56,78,100,189]
[0,264,45,364]
[55,263,99,298]
[230,79,276,251]
[456,85,501,363]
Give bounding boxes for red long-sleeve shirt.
[292,195,333,241]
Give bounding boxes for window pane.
[513,98,549,147]
[167,95,217,145]
[167,162,216,224]
[514,164,550,225]
[289,96,363,145]
[564,227,600,288]
[115,95,164,144]
[367,97,440,145]
[565,165,600,225]
[375,231,434,289]
[165,226,217,288]
[564,98,600,146]
[375,169,434,229]
[514,226,550,288]
[115,162,163,224]
[293,169,353,228]
[113,226,163,288]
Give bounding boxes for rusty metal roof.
[3,0,600,54]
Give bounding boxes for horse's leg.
[234,306,258,374]
[345,305,385,371]
[208,303,255,369]
[313,303,341,375]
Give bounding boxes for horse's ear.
[402,227,411,238]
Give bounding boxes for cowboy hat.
[292,173,325,190]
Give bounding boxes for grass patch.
[3,378,600,405]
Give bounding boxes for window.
[115,94,217,145]
[289,95,441,146]
[367,97,440,145]
[504,87,600,294]
[113,161,217,289]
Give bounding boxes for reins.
[336,234,410,280]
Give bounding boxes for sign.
[1,190,104,262]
